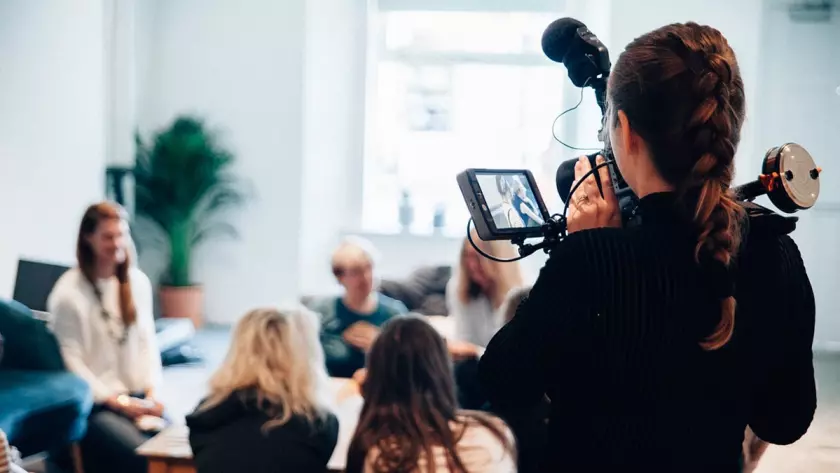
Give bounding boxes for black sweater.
[186,390,339,473]
[478,192,816,473]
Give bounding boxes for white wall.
[134,0,307,323]
[752,7,840,349]
[298,0,369,296]
[607,0,764,178]
[0,0,107,297]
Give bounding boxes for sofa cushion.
[0,370,92,456]
[0,299,64,371]
[379,265,452,316]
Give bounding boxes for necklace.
[91,281,129,345]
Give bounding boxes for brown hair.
[608,22,745,350]
[77,202,137,326]
[456,228,523,310]
[346,316,514,473]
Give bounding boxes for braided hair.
[608,22,746,350]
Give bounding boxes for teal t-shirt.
[318,294,407,377]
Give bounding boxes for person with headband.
[479,22,816,472]
[48,202,163,473]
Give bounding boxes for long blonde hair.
[198,306,333,430]
[456,229,523,309]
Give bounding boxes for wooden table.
[137,378,362,473]
[136,424,195,473]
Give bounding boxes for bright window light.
[363,9,567,236]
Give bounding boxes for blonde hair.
[198,306,332,430]
[331,235,380,276]
[457,229,524,309]
[500,285,531,323]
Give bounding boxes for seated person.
[187,306,339,473]
[48,202,163,473]
[314,236,409,378]
[446,230,525,350]
[346,316,516,473]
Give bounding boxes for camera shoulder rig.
[741,200,798,240]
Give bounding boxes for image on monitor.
[475,173,545,230]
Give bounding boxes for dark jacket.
[186,391,339,473]
[479,192,816,473]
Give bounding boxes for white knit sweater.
[47,267,162,403]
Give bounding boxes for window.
[362,5,569,236]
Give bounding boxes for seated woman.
[446,231,524,351]
[187,306,339,473]
[48,202,163,473]
[346,316,516,473]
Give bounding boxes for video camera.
[458,18,822,260]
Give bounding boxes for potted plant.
[134,116,245,327]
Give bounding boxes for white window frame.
[359,0,571,235]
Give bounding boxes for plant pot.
[159,285,204,329]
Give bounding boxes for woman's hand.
[567,155,622,233]
[337,369,367,402]
[351,368,367,386]
[105,395,147,419]
[447,339,482,361]
[145,399,165,418]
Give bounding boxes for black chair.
[12,258,201,366]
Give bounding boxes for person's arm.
[132,271,163,399]
[479,233,593,410]
[380,296,409,317]
[747,235,817,445]
[519,201,544,225]
[48,295,118,403]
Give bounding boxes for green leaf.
[134,115,247,286]
[191,221,239,247]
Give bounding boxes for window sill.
[340,228,464,243]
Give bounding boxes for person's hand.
[447,339,482,361]
[741,427,768,473]
[567,155,622,233]
[342,321,380,351]
[145,399,165,418]
[105,395,147,419]
[336,369,366,402]
[352,368,367,386]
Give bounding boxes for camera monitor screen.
[457,169,550,241]
[476,173,545,229]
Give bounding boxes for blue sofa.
[0,299,92,457]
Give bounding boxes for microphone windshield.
[542,18,586,63]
